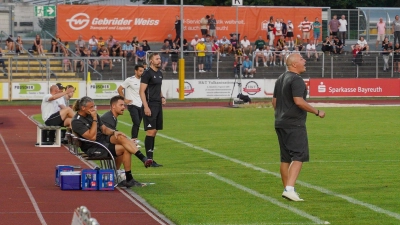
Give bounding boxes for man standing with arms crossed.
[139,53,166,167]
[272,53,325,201]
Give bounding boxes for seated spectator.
[111,41,123,62]
[241,36,253,56]
[264,46,274,67]
[242,56,256,78]
[41,84,74,127]
[394,43,400,72]
[51,34,61,54]
[135,46,146,65]
[322,36,334,54]
[6,35,14,53]
[273,45,283,66]
[60,41,69,55]
[357,36,369,54]
[306,40,319,60]
[352,44,363,65]
[234,47,243,63]
[294,35,303,51]
[141,40,151,52]
[254,36,266,54]
[382,41,393,72]
[62,52,72,72]
[97,37,105,51]
[130,36,140,53]
[230,34,239,52]
[15,36,24,55]
[219,36,232,57]
[73,48,85,72]
[254,47,267,67]
[84,47,98,71]
[88,35,98,55]
[277,35,286,49]
[71,96,153,187]
[160,40,171,72]
[0,47,7,74]
[122,40,134,61]
[170,42,180,74]
[106,35,117,53]
[333,36,343,54]
[175,37,188,52]
[97,45,108,56]
[74,35,86,51]
[190,35,200,53]
[100,50,113,71]
[164,34,174,47]
[32,34,45,56]
[281,46,291,65]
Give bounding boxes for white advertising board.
[86,81,123,99]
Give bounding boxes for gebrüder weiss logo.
[66,13,91,30]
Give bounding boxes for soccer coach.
[139,53,166,167]
[272,53,325,201]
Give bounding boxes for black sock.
[145,136,155,159]
[134,150,146,162]
[125,171,133,182]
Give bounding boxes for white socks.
[285,186,295,192]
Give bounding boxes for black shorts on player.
[142,104,163,131]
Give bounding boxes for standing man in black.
[173,15,181,43]
[140,53,166,167]
[272,53,325,201]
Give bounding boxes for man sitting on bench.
[41,84,75,127]
[71,96,153,188]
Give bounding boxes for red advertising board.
[309,79,400,97]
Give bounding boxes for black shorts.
[197,56,205,64]
[201,29,208,35]
[331,31,338,37]
[143,104,163,131]
[86,134,116,158]
[45,112,64,126]
[287,32,294,38]
[275,127,309,163]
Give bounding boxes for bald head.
[286,54,299,67]
[286,53,306,74]
[49,85,59,94]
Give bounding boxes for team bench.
[36,124,62,147]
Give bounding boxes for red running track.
[0,106,172,225]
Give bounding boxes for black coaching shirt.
[141,67,163,105]
[100,111,117,130]
[273,71,308,128]
[71,113,104,151]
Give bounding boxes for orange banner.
[57,5,321,42]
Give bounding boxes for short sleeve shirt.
[71,113,104,151]
[241,40,251,48]
[377,22,386,34]
[209,18,217,29]
[255,40,266,49]
[141,67,163,105]
[338,19,347,31]
[120,76,142,107]
[273,71,307,128]
[100,111,117,130]
[393,20,400,32]
[329,19,340,32]
[41,94,57,121]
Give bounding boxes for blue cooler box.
[98,169,115,191]
[55,165,74,186]
[81,169,98,190]
[60,171,81,190]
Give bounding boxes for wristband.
[315,110,319,116]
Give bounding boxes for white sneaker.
[264,63,268,67]
[256,62,259,67]
[117,59,121,62]
[113,59,116,62]
[282,190,304,201]
[249,53,252,56]
[249,74,253,78]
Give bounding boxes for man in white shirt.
[281,46,291,65]
[190,35,200,54]
[357,36,369,54]
[254,47,267,67]
[41,84,74,127]
[376,18,386,49]
[263,46,274,66]
[306,40,318,60]
[88,36,98,55]
[240,36,253,56]
[117,65,145,142]
[338,15,347,46]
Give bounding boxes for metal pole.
[9,6,14,36]
[164,0,166,5]
[376,56,378,78]
[330,56,333,78]
[236,6,238,40]
[178,0,185,100]
[322,53,325,77]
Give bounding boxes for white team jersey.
[41,94,58,121]
[120,76,142,107]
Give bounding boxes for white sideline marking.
[258,159,400,165]
[207,172,327,225]
[0,134,47,225]
[118,119,400,221]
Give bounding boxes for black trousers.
[127,105,143,139]
[174,29,181,43]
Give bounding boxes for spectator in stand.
[111,41,123,62]
[208,14,217,38]
[234,46,243,63]
[264,46,274,67]
[241,36,253,56]
[254,36,266,53]
[306,40,318,60]
[294,35,303,51]
[196,38,206,73]
[0,47,7,74]
[204,36,214,72]
[51,34,61,54]
[299,17,312,44]
[122,40,134,62]
[219,36,232,57]
[333,36,343,54]
[100,50,113,71]
[88,35,98,55]
[106,35,117,53]
[212,37,220,61]
[286,20,294,48]
[242,56,256,78]
[392,15,400,47]
[136,46,146,65]
[382,40,393,72]
[312,17,322,46]
[160,40,170,72]
[73,48,84,72]
[200,15,210,38]
[74,35,86,51]
[33,34,45,56]
[275,18,283,46]
[15,36,24,55]
[277,35,286,49]
[274,45,283,66]
[322,36,334,54]
[376,18,386,50]
[329,15,340,40]
[281,19,287,41]
[170,42,179,74]
[393,43,400,72]
[61,41,69,56]
[97,45,108,57]
[268,16,275,47]
[142,40,151,52]
[84,47,98,71]
[230,34,239,52]
[281,46,291,65]
[164,34,173,48]
[338,15,347,46]
[63,51,72,72]
[254,47,266,67]
[357,36,369,54]
[97,37,105,50]
[131,36,140,53]
[173,15,181,43]
[351,44,363,65]
[175,36,188,54]
[6,35,14,53]
[190,35,200,53]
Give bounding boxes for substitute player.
[139,53,166,167]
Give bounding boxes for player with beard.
[139,53,167,167]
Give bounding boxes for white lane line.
[207,172,328,225]
[118,120,400,221]
[0,134,47,225]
